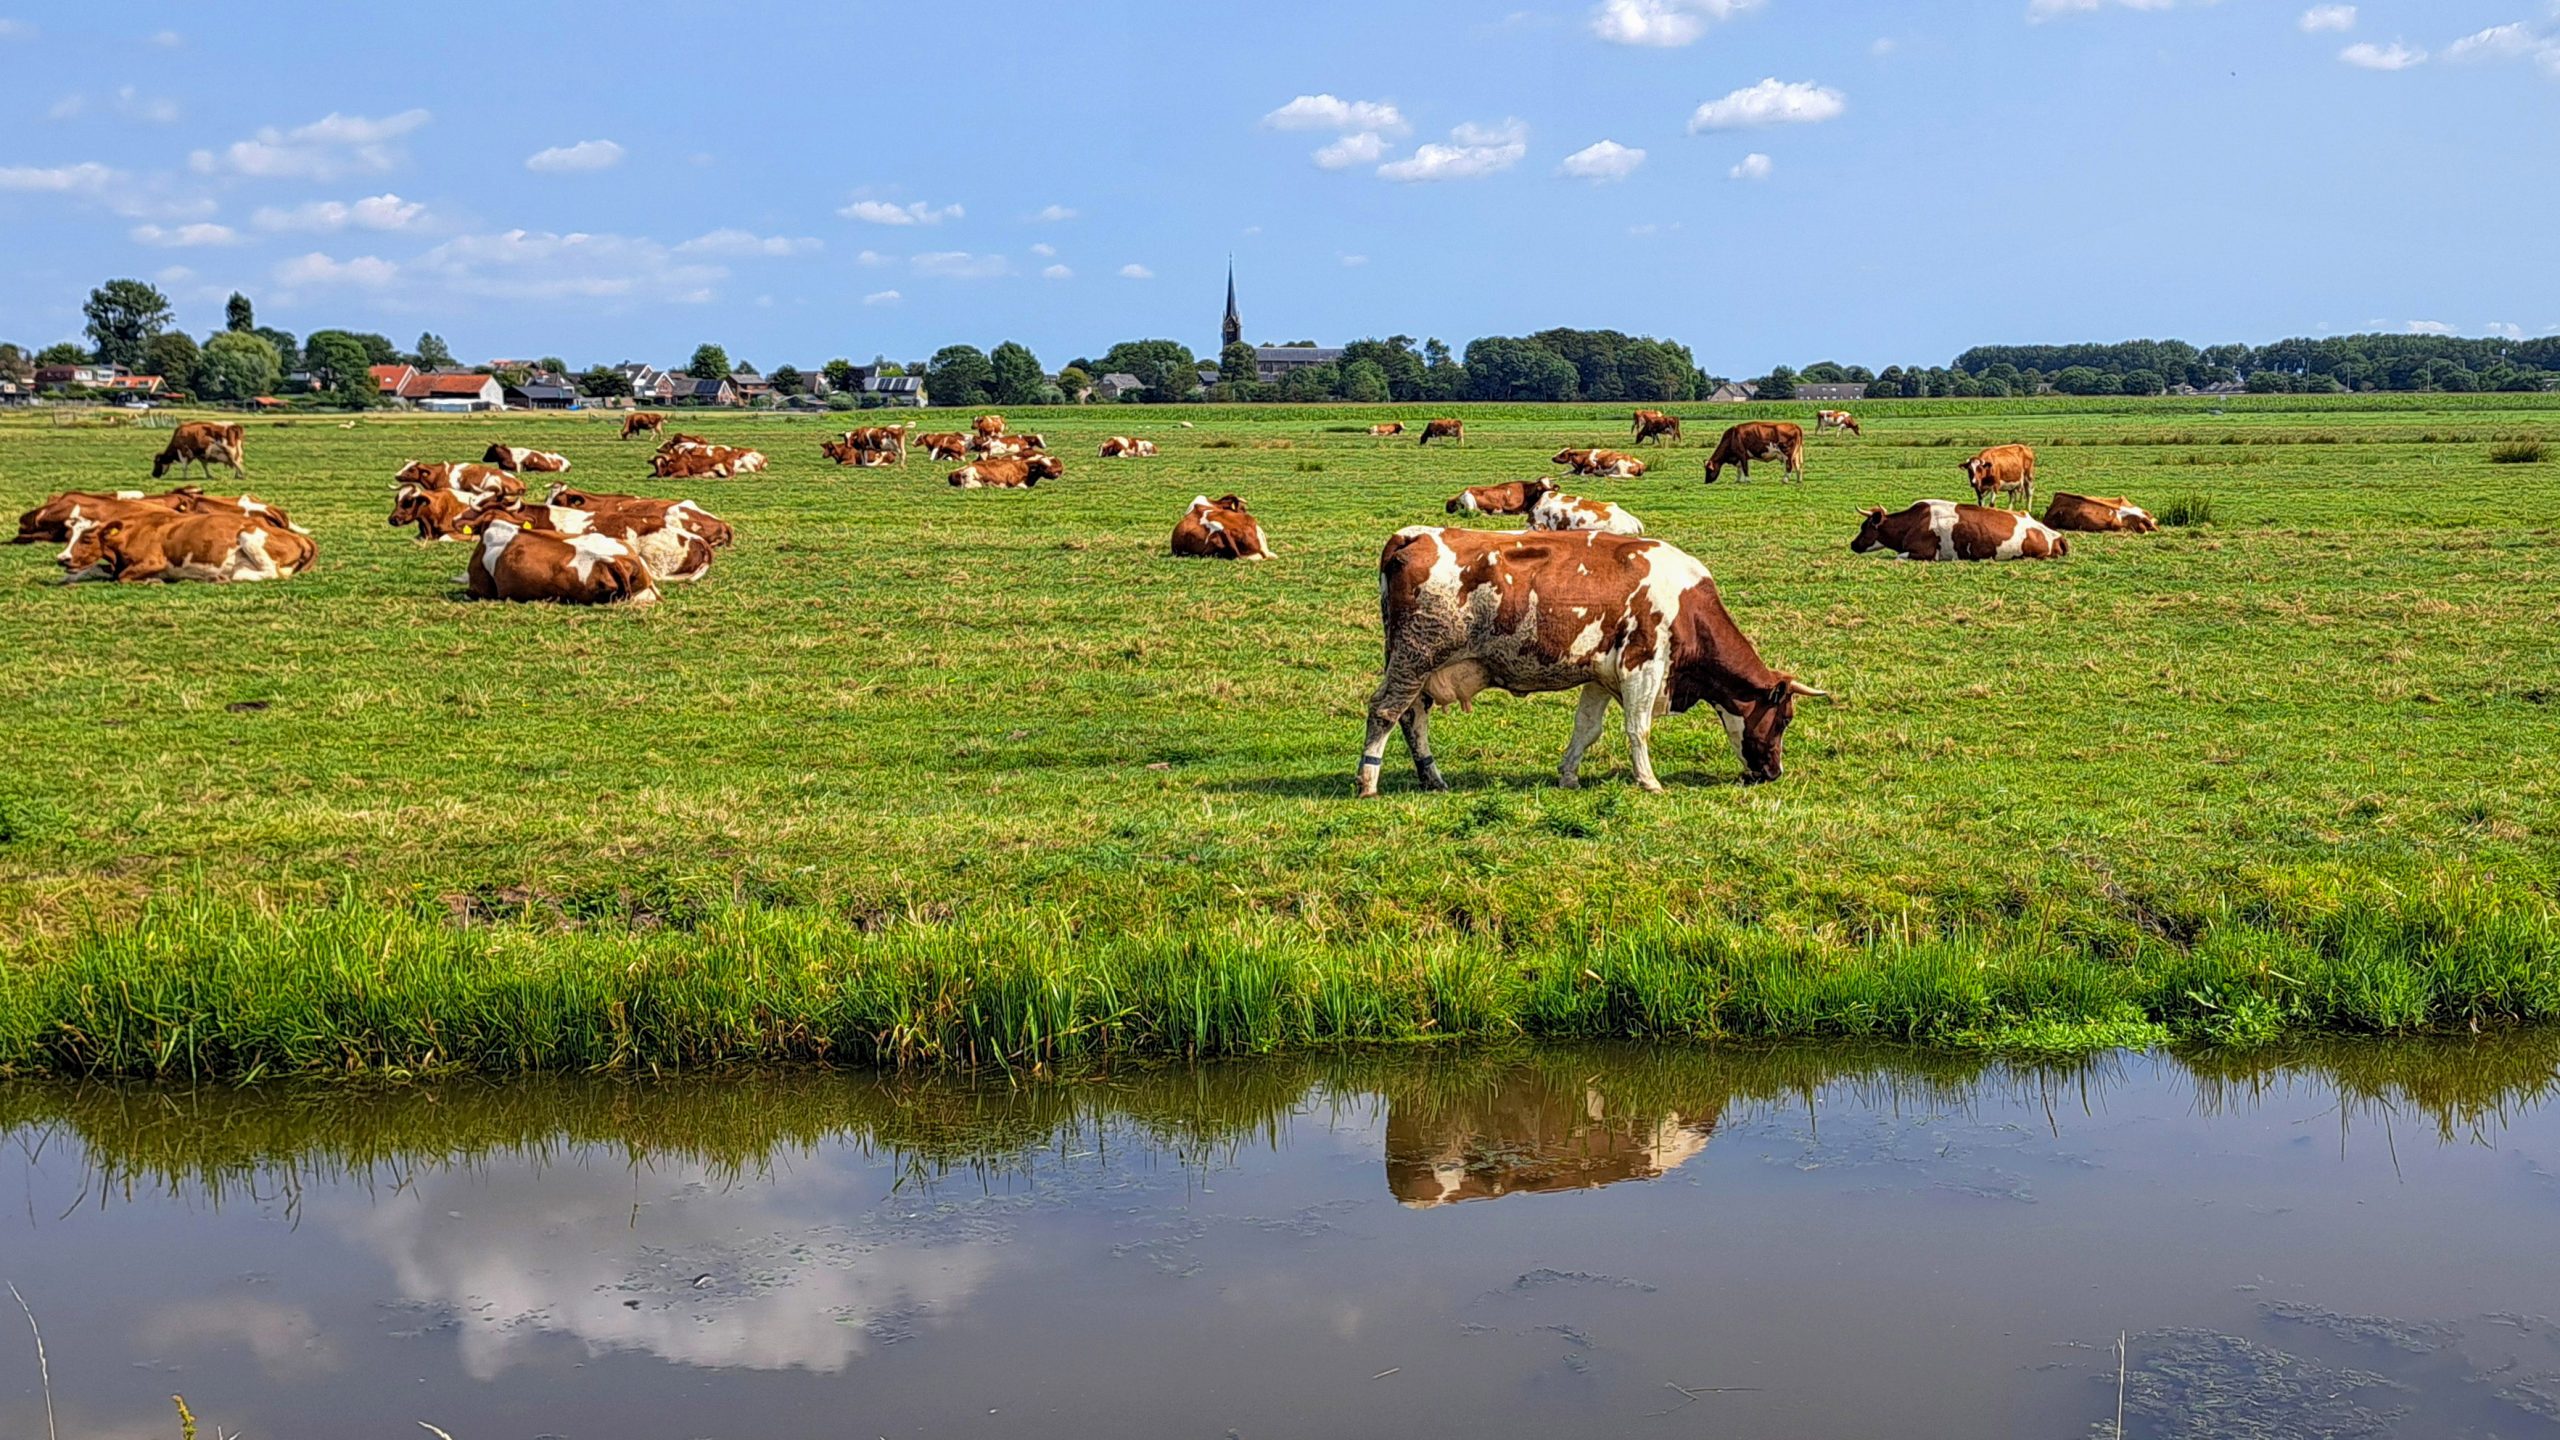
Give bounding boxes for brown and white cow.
[1371,422,1406,437]
[1703,422,1805,484]
[1850,499,2069,561]
[465,518,659,605]
[17,486,213,544]
[621,411,668,440]
[1554,448,1648,479]
[972,414,1007,438]
[653,432,709,455]
[1445,481,1539,517]
[842,424,909,464]
[915,432,970,462]
[463,489,733,582]
[1815,410,1861,436]
[948,454,1065,488]
[1527,484,1643,537]
[61,509,316,583]
[390,483,482,541]
[1961,444,2037,511]
[395,461,526,500]
[1417,418,1465,446]
[2040,492,2158,534]
[1631,410,1682,446]
[1098,436,1158,458]
[651,445,764,478]
[151,421,247,481]
[1358,528,1825,795]
[1171,494,1275,561]
[820,437,899,467]
[483,444,572,473]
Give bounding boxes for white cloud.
[862,289,901,306]
[855,249,891,266]
[45,94,83,120]
[2402,319,2456,335]
[2297,5,2356,32]
[1339,253,1369,267]
[1728,151,1774,180]
[1313,132,1388,169]
[1589,0,1760,47]
[413,229,721,304]
[673,228,822,257]
[1558,139,1646,181]
[1627,221,1683,236]
[0,161,117,194]
[524,139,624,173]
[2339,40,2424,68]
[911,251,1009,279]
[1118,263,1155,279]
[2485,322,2527,340]
[1262,94,1408,133]
[115,87,179,123]
[146,29,181,46]
[252,193,424,232]
[276,252,398,288]
[0,160,211,220]
[1029,242,1056,257]
[155,265,194,284]
[2443,21,2560,73]
[2027,0,2185,19]
[1870,36,1899,55]
[0,20,32,38]
[192,109,430,180]
[130,222,238,247]
[1034,203,1077,221]
[1688,78,1846,130]
[839,198,964,226]
[1377,118,1528,182]
[1041,263,1072,280]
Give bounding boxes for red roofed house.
[370,363,423,401]
[409,372,505,412]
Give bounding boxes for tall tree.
[769,365,804,396]
[687,344,732,379]
[304,331,376,407]
[1220,341,1258,387]
[34,342,89,367]
[224,292,255,334]
[143,332,201,394]
[1340,357,1390,403]
[196,331,282,402]
[412,332,455,368]
[987,341,1047,406]
[925,345,993,409]
[252,327,301,374]
[578,365,633,400]
[0,343,30,385]
[1056,365,1092,402]
[822,358,857,394]
[1098,339,1198,403]
[82,279,174,371]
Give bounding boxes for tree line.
[1756,334,2558,399]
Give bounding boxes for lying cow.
[1446,482,1539,517]
[1962,444,2036,511]
[654,432,709,455]
[1851,499,2069,561]
[949,455,1065,488]
[1554,448,1647,479]
[2041,492,2158,534]
[973,414,1007,438]
[1098,436,1157,458]
[1371,422,1406,437]
[151,421,247,481]
[915,432,970,462]
[395,461,526,500]
[465,519,659,606]
[391,484,481,540]
[1418,418,1465,446]
[820,437,899,467]
[621,411,668,440]
[652,445,764,478]
[1703,422,1805,484]
[463,490,732,583]
[1526,483,1642,537]
[1171,495,1274,561]
[61,509,316,583]
[1359,527,1825,795]
[18,485,303,545]
[483,445,572,473]
[1631,409,1681,445]
[1815,410,1861,436]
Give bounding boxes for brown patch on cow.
[2041,492,2157,533]
[1171,494,1273,560]
[1418,418,1465,445]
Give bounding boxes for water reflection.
[1383,1058,1717,1206]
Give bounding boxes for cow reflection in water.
[1385,1067,1717,1207]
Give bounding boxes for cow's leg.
[1620,676,1668,793]
[1558,684,1613,788]
[1357,674,1429,797]
[1399,698,1448,792]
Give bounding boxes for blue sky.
[2,1,2554,374]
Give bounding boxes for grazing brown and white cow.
[1098,436,1157,458]
[1370,422,1406,437]
[948,454,1065,488]
[972,414,1007,438]
[465,518,659,605]
[483,444,572,474]
[1445,481,1539,517]
[621,411,668,440]
[61,509,316,583]
[1630,409,1682,446]
[151,421,247,481]
[1961,444,2037,511]
[1850,499,2069,561]
[1527,483,1643,537]
[1702,422,1806,484]
[394,461,526,500]
[1358,527,1825,795]
[842,424,909,464]
[1417,418,1465,446]
[915,432,970,462]
[1815,410,1861,436]
[1171,494,1274,561]
[2040,492,2158,534]
[1553,448,1648,479]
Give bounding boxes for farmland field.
[1,395,2557,1073]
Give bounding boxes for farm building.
[369,364,422,401]
[1708,381,1760,403]
[1093,372,1147,401]
[860,375,926,406]
[505,381,581,409]
[1796,383,1868,402]
[409,372,505,411]
[1252,346,1346,384]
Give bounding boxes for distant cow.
[1359,527,1826,795]
[652,445,763,478]
[1171,494,1274,561]
[915,432,970,461]
[151,422,247,481]
[394,461,525,500]
[1703,422,1805,484]
[484,445,572,473]
[471,488,734,582]
[1098,436,1156,458]
[972,414,1007,438]
[842,424,909,464]
[621,412,667,440]
[1554,448,1647,479]
[61,509,315,584]
[466,518,659,606]
[1851,499,2069,561]
[1961,444,2037,511]
[1631,410,1681,446]
[1418,418,1465,446]
[1445,482,1539,517]
[653,432,709,455]
[949,455,1065,488]
[1526,483,1642,537]
[1371,422,1405,437]
[1815,410,1861,436]
[2042,492,2158,534]
[820,437,898,467]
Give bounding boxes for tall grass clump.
[2154,492,2216,527]
[2490,439,2545,464]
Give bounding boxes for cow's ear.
[1862,507,1884,518]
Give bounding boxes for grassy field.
[1,394,2556,1073]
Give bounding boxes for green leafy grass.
[2,395,2555,1072]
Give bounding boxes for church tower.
[1221,260,1243,350]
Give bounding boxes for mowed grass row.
[1,395,2555,1072]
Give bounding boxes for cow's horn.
[1786,679,1832,700]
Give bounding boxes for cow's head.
[1027,455,1066,481]
[1702,456,1724,484]
[1961,458,1993,497]
[1551,449,1581,467]
[60,518,126,576]
[395,460,440,489]
[1728,676,1828,784]
[1850,507,1891,553]
[675,505,735,549]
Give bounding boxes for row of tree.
[1751,334,2559,398]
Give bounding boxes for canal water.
[5,1040,2558,1438]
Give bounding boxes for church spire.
[1221,259,1243,350]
